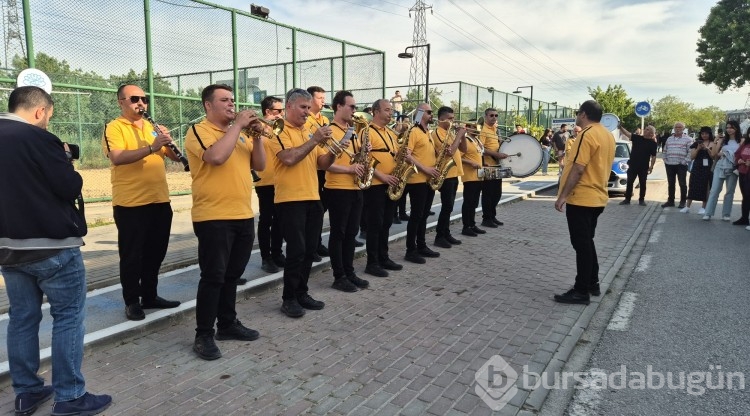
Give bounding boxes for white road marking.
[657,214,667,224]
[648,229,661,243]
[607,292,637,331]
[567,368,606,415]
[635,254,652,273]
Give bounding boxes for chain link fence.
[0,0,385,200]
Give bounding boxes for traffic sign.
[635,101,651,117]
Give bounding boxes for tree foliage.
[696,0,750,91]
[647,95,724,135]
[587,85,638,128]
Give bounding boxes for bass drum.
[600,113,620,132]
[498,134,544,178]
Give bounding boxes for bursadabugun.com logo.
[474,355,519,411]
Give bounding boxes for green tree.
[696,0,750,91]
[587,85,638,129]
[401,87,444,115]
[648,95,695,134]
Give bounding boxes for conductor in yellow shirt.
[184,84,266,360]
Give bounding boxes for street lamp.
[513,85,534,125]
[398,43,430,103]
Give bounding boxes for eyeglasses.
[425,110,433,115]
[120,96,149,104]
[269,108,284,113]
[488,114,498,117]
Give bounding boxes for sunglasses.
[488,114,498,117]
[121,96,149,104]
[425,110,433,114]
[269,108,284,113]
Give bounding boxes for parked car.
[608,140,632,195]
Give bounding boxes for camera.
[65,143,80,161]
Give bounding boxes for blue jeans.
[541,147,551,174]
[704,169,739,218]
[2,248,86,402]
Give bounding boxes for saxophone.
[351,113,379,190]
[428,126,457,191]
[387,125,419,201]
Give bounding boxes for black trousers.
[481,178,503,221]
[405,183,434,252]
[113,202,172,306]
[364,184,397,265]
[317,170,327,248]
[396,188,410,217]
[740,173,750,221]
[436,177,458,238]
[326,189,363,278]
[255,185,283,260]
[193,218,254,336]
[665,164,688,203]
[462,181,482,228]
[624,166,648,201]
[276,201,323,300]
[566,204,604,294]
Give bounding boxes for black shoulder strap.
[103,122,111,154]
[572,128,589,165]
[370,128,392,153]
[191,124,208,150]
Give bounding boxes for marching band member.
[479,108,508,228]
[269,88,336,318]
[324,90,369,292]
[432,106,467,248]
[403,103,440,264]
[254,96,286,274]
[305,86,330,261]
[104,84,181,321]
[185,84,266,360]
[363,99,403,277]
[460,129,486,236]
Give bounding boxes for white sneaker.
[722,216,731,221]
[679,207,689,213]
[698,208,706,215]
[746,226,750,231]
[702,215,710,221]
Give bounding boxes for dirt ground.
[79,166,193,200]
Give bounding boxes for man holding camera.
[1,86,112,416]
[103,84,181,321]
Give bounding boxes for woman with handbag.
[681,127,714,214]
[703,120,742,221]
[733,127,750,227]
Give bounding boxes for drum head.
[600,113,620,132]
[499,134,543,178]
[17,68,52,94]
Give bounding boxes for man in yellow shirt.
[362,99,403,277]
[268,88,336,318]
[305,86,330,262]
[432,106,467,248]
[103,84,181,321]
[459,130,487,236]
[184,84,266,360]
[254,95,285,274]
[403,103,441,264]
[324,90,369,292]
[479,108,508,228]
[554,100,615,305]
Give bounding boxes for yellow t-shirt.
[103,116,169,207]
[481,123,500,166]
[324,122,359,190]
[559,123,615,207]
[185,120,255,222]
[407,125,437,184]
[461,137,484,183]
[268,120,325,203]
[368,124,399,186]
[254,136,277,187]
[432,127,464,179]
[305,113,329,135]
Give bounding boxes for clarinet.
[139,110,190,172]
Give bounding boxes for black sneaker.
[317,244,330,257]
[404,251,426,264]
[392,216,402,224]
[141,296,180,309]
[312,253,322,263]
[193,334,222,360]
[732,218,750,226]
[332,278,358,292]
[428,210,436,216]
[639,200,647,206]
[237,278,248,285]
[471,226,487,234]
[619,199,631,205]
[590,285,602,296]
[348,274,370,289]
[354,240,364,247]
[661,201,675,208]
[297,293,325,310]
[15,385,53,416]
[492,218,504,226]
[380,258,403,271]
[358,231,367,240]
[418,247,440,258]
[273,254,286,268]
[51,392,112,416]
[445,235,462,245]
[433,237,452,249]
[365,264,389,277]
[461,227,478,237]
[281,299,306,317]
[399,213,410,221]
[261,258,280,273]
[553,289,590,305]
[481,220,498,228]
[677,202,686,209]
[215,319,260,341]
[125,303,145,321]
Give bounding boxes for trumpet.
[244,118,284,139]
[318,125,356,159]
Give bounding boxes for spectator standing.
[661,122,692,208]
[539,128,552,175]
[391,90,403,120]
[681,127,714,214]
[617,124,657,206]
[733,127,750,226]
[703,120,741,221]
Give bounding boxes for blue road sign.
[635,101,651,117]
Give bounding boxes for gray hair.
[286,88,312,105]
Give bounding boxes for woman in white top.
[703,120,741,221]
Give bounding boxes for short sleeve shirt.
[268,120,325,203]
[559,123,615,207]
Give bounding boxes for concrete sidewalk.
[0,171,675,415]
